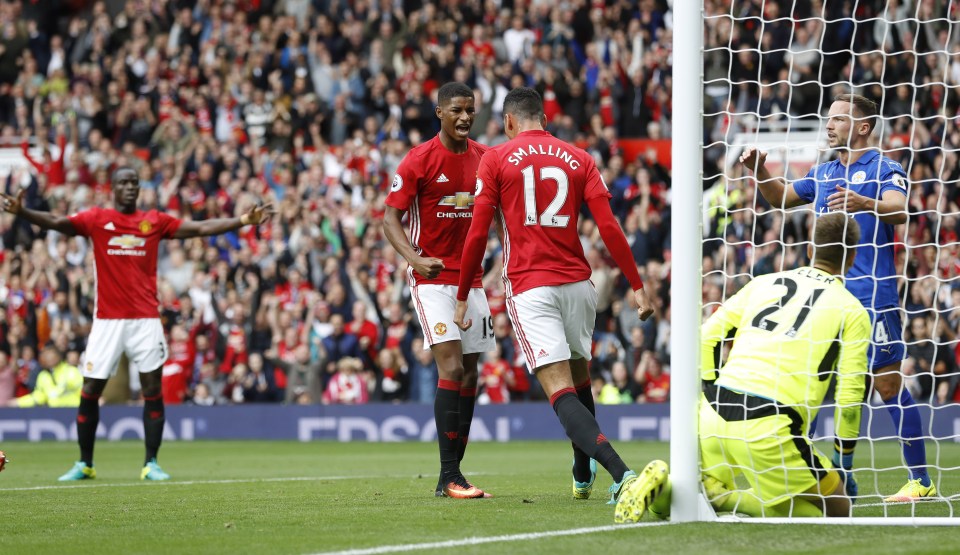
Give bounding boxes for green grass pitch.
[0,440,958,554]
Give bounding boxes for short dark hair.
[41,343,63,360]
[812,212,860,268]
[111,165,139,183]
[502,87,544,122]
[833,93,878,134]
[437,82,474,106]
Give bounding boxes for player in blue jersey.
[739,93,936,502]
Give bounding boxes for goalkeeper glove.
[832,451,857,503]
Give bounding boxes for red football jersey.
[385,135,487,288]
[69,207,182,319]
[475,130,611,296]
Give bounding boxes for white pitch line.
[853,496,960,509]
[0,473,488,493]
[310,522,669,555]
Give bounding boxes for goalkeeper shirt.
[701,266,870,441]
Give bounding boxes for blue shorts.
[867,307,905,371]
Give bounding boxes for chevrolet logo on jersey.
[438,192,475,210]
[107,234,148,256]
[108,235,147,249]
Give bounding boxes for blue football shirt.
[792,150,907,310]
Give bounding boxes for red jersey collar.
[516,130,551,137]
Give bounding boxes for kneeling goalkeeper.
[696,212,869,517]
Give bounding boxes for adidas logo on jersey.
[436,173,450,183]
[537,349,548,359]
[104,222,116,230]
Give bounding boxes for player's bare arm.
[453,299,471,331]
[633,288,655,322]
[739,147,806,209]
[173,202,275,238]
[0,188,78,235]
[382,205,444,279]
[826,187,907,225]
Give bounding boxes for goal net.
[670,0,960,524]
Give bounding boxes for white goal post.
[670,0,709,524]
[669,0,960,525]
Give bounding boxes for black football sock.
[457,386,477,463]
[435,379,461,481]
[551,389,629,483]
[77,391,100,467]
[572,378,596,482]
[143,393,165,464]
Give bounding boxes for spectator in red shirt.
[461,26,496,69]
[21,123,68,188]
[348,300,380,366]
[274,267,313,312]
[377,348,408,403]
[636,352,669,403]
[322,357,369,405]
[14,345,39,398]
[161,324,193,405]
[479,344,513,404]
[382,301,414,352]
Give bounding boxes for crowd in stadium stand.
[0,0,675,406]
[1,0,958,407]
[701,0,960,404]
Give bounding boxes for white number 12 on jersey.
[522,165,570,228]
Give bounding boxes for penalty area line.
[310,522,668,555]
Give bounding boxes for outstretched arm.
[739,147,807,209]
[173,203,275,238]
[0,189,77,235]
[20,130,43,174]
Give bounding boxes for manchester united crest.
[434,323,448,336]
[139,220,152,233]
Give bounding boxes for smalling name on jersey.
[506,144,582,170]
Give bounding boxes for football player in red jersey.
[1,167,272,481]
[383,82,494,499]
[454,88,660,518]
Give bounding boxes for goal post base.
[697,491,719,521]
